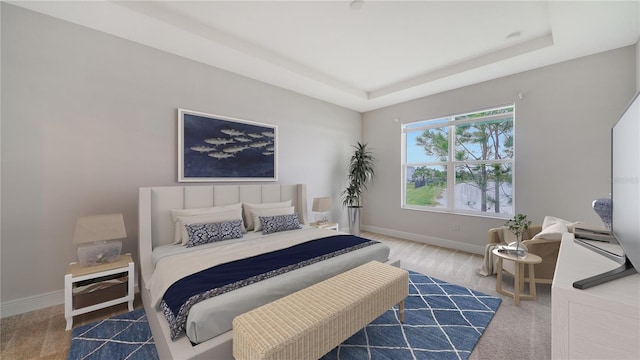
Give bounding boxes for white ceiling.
[9,1,640,112]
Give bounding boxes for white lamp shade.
[312,197,332,213]
[73,213,127,244]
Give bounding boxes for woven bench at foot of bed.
[232,260,409,360]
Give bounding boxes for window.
[402,105,514,217]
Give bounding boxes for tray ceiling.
[10,1,640,112]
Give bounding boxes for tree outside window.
[402,105,514,216]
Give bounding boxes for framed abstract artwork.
[178,109,277,182]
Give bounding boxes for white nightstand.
[64,253,135,330]
[310,222,339,231]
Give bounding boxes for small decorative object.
[74,213,127,266]
[592,197,612,230]
[504,213,531,257]
[342,142,375,236]
[312,197,332,223]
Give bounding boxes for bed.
[139,184,393,360]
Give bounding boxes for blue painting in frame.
[178,109,277,182]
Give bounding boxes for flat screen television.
[573,91,639,289]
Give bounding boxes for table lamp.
[312,197,332,223]
[74,213,127,267]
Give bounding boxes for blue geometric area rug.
[321,271,501,360]
[68,271,500,360]
[68,309,157,360]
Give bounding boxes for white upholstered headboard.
[138,184,308,281]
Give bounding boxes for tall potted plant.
[341,142,375,235]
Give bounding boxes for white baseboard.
[362,225,485,255]
[1,281,140,318]
[1,290,64,318]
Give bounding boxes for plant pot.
[347,206,361,236]
[506,236,528,258]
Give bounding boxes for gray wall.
[637,39,640,91]
[1,3,637,313]
[0,4,360,308]
[361,46,636,253]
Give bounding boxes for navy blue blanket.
[160,234,378,340]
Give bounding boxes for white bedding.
[148,227,337,307]
[149,227,390,344]
[151,230,265,265]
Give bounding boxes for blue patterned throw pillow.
[260,214,301,234]
[185,219,243,247]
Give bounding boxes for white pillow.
[251,206,295,232]
[243,201,292,231]
[170,203,242,244]
[532,222,568,240]
[542,216,581,233]
[177,209,244,245]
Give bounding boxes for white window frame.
[401,104,515,218]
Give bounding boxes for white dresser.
[552,234,640,359]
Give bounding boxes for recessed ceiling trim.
[369,33,554,100]
[114,0,367,100]
[7,1,638,113]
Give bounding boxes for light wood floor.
[1,231,551,360]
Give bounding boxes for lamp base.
[77,241,122,267]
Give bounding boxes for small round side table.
[492,248,542,306]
